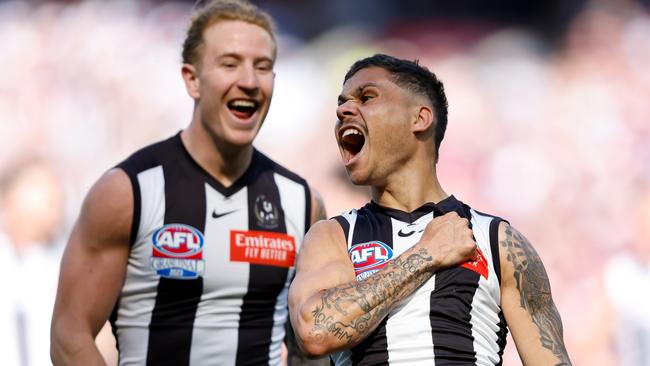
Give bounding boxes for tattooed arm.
[288,211,476,357]
[284,188,331,366]
[499,222,572,365]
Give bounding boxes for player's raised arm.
[498,222,572,365]
[50,169,132,365]
[288,211,477,357]
[284,188,331,366]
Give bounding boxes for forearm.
[295,246,436,356]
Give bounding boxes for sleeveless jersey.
[110,133,311,366]
[331,196,508,366]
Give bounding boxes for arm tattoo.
[310,248,433,347]
[501,225,572,365]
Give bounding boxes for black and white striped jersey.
[331,196,508,366]
[110,133,311,366]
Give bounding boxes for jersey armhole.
[115,166,141,247]
[304,184,312,233]
[489,217,507,286]
[333,216,350,244]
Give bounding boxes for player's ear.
[182,63,200,99]
[412,104,434,133]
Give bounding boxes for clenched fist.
[416,211,477,270]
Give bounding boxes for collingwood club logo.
[254,195,279,228]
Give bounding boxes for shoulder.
[496,221,548,288]
[496,221,532,251]
[307,218,345,238]
[78,168,133,247]
[116,133,181,177]
[300,219,348,260]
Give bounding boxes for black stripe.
[430,266,480,364]
[489,218,503,285]
[108,302,120,358]
[304,184,312,232]
[235,158,290,365]
[146,153,206,366]
[349,208,393,365]
[428,197,479,363]
[495,310,509,366]
[147,279,203,366]
[429,196,481,365]
[486,215,509,364]
[126,169,141,246]
[114,166,142,247]
[333,215,350,243]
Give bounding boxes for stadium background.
[1,0,649,365]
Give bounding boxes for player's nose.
[237,65,260,92]
[336,100,357,122]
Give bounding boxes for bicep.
[289,219,355,315]
[52,169,133,337]
[499,222,571,365]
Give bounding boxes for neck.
[370,151,447,212]
[181,120,253,187]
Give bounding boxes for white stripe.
[271,173,308,365]
[273,173,306,250]
[470,210,501,302]
[470,211,503,366]
[115,166,165,365]
[190,184,249,365]
[385,214,436,365]
[340,210,358,250]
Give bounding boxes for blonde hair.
[182,0,276,66]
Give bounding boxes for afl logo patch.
[349,241,393,280]
[150,223,205,279]
[254,195,279,229]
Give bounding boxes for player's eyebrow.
[338,82,380,105]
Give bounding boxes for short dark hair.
[344,54,448,162]
[182,0,276,67]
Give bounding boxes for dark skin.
[289,66,571,365]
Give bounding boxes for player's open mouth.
[339,126,366,163]
[227,99,259,120]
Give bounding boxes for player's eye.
[256,61,273,72]
[361,94,374,103]
[219,57,239,69]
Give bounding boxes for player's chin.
[225,128,260,147]
[346,169,370,186]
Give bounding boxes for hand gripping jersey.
[331,196,508,366]
[111,133,311,366]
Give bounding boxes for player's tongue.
[228,99,258,119]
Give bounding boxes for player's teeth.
[342,129,361,138]
[232,100,255,107]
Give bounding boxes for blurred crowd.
[0,0,649,365]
